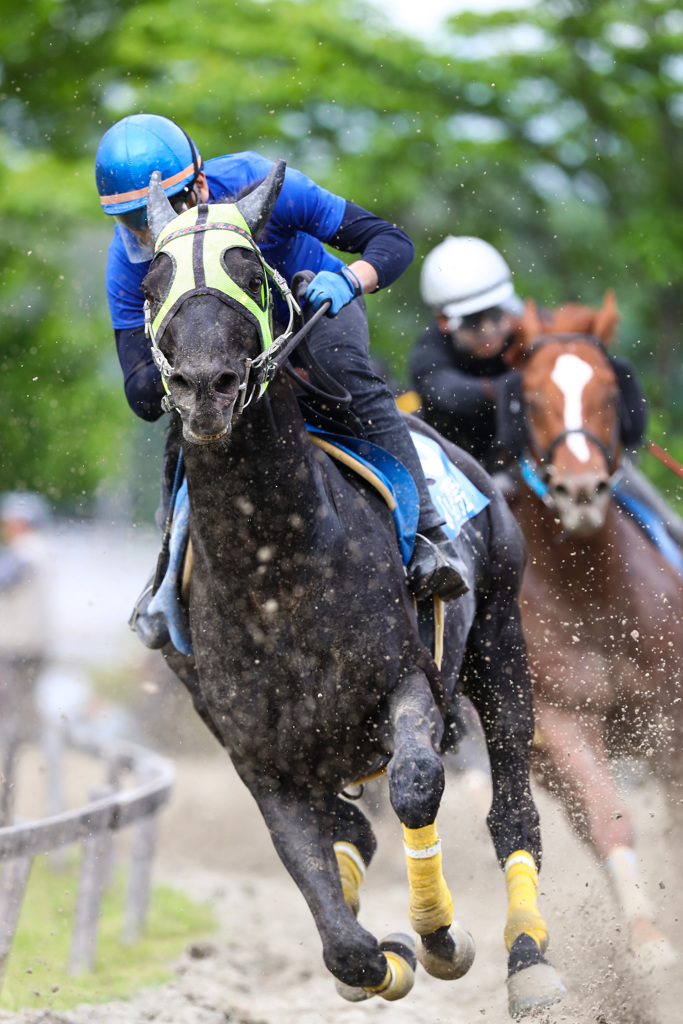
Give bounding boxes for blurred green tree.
[1,0,681,508]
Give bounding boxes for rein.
[646,440,683,483]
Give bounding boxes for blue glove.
[304,267,362,317]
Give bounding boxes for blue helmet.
[95,114,201,218]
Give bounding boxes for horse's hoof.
[416,921,475,980]
[507,963,567,1019]
[373,933,416,1001]
[335,980,371,1002]
[334,933,416,1003]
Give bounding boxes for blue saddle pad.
[307,426,420,564]
[147,479,193,656]
[308,426,490,557]
[614,487,683,577]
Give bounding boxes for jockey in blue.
[96,114,469,647]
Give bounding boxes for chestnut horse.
[507,295,683,968]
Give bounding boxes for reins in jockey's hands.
[305,266,364,317]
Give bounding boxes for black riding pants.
[307,297,443,533]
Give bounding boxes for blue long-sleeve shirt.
[106,151,413,420]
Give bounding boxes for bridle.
[517,333,623,507]
[144,203,332,418]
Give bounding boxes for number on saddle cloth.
[409,431,490,539]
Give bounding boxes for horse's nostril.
[554,483,570,498]
[169,373,194,402]
[595,481,610,497]
[214,373,237,396]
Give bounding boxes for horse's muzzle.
[549,471,611,535]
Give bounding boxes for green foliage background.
[2,0,682,512]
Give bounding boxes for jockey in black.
[96,116,469,647]
[409,236,683,548]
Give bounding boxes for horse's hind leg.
[386,667,475,981]
[331,796,376,918]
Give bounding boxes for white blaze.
[550,353,594,462]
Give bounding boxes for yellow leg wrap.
[403,823,454,935]
[333,841,365,917]
[364,952,415,1001]
[504,850,549,953]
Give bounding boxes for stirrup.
[129,577,170,650]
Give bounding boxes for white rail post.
[123,762,157,944]
[0,855,33,988]
[69,784,114,975]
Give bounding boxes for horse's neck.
[183,374,323,540]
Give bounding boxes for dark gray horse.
[142,164,565,1016]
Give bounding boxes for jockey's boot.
[128,576,170,650]
[407,526,470,602]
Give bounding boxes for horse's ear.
[593,289,620,346]
[235,159,286,240]
[504,299,543,366]
[147,171,177,245]
[521,299,545,342]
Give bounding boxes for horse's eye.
[248,275,263,294]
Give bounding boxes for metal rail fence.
[0,737,175,989]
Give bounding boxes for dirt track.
[2,736,681,1024]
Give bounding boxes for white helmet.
[420,236,523,320]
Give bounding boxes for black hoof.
[507,934,566,1019]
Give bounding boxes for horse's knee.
[388,742,444,828]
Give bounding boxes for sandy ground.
[1,720,682,1024]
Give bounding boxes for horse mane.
[504,289,621,367]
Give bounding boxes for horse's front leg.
[244,777,414,1000]
[385,665,476,981]
[465,595,566,1018]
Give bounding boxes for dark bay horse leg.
[242,778,415,1000]
[463,593,566,1016]
[385,666,476,982]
